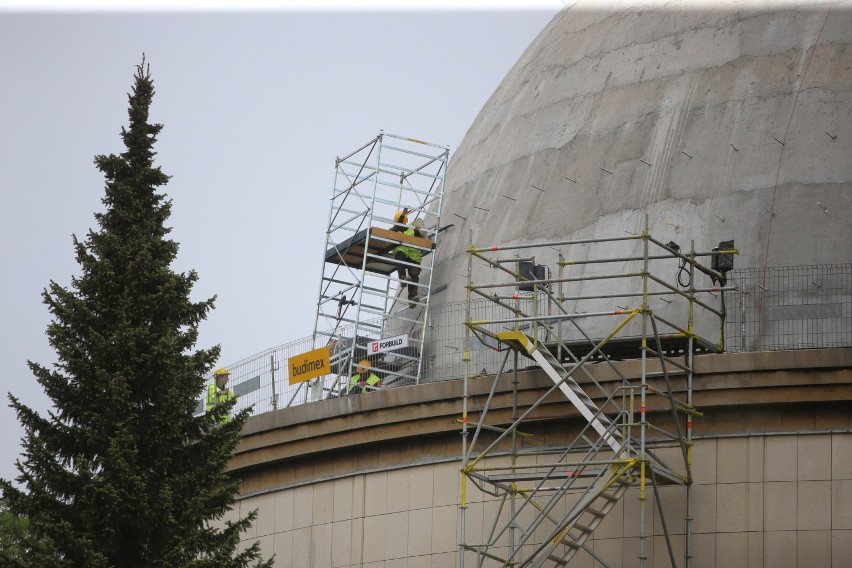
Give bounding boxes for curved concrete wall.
[229,348,852,567]
[226,4,852,566]
[431,2,852,306]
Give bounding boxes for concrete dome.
[433,1,852,305]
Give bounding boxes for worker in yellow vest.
[207,367,235,422]
[392,210,424,309]
[347,359,382,395]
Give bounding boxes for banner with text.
[289,346,330,385]
[368,334,409,355]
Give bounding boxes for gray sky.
[0,5,559,482]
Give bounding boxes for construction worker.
[346,359,382,395]
[392,209,424,309]
[207,367,235,422]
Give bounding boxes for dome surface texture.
[433,1,852,304]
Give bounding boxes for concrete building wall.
[430,2,852,307]
[232,433,852,567]
[225,4,852,566]
[228,349,852,567]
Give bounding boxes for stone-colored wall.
[231,433,852,567]
[226,348,852,567]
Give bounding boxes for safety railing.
[205,264,851,418]
[724,264,852,352]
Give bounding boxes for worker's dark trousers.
[394,251,421,299]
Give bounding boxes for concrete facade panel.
[332,520,351,568]
[386,469,411,515]
[293,484,313,529]
[312,522,333,568]
[313,480,334,526]
[652,533,684,568]
[292,526,312,567]
[747,482,764,532]
[363,514,387,563]
[272,530,292,563]
[462,501,483,545]
[833,433,852,480]
[333,476,353,523]
[692,438,718,485]
[590,536,621,567]
[797,480,832,530]
[432,551,456,567]
[409,466,434,511]
[384,511,408,560]
[240,495,259,539]
[254,492,276,537]
[365,471,388,517]
[797,530,831,568]
[408,555,430,568]
[433,461,459,507]
[748,437,765,483]
[691,484,717,534]
[716,482,748,533]
[764,530,797,568]
[833,479,852,530]
[832,529,852,568]
[431,505,457,554]
[652,486,686,536]
[689,532,715,568]
[408,508,433,557]
[715,531,748,567]
[351,517,365,565]
[765,481,798,531]
[274,488,294,533]
[765,436,798,482]
[798,434,832,480]
[717,437,749,483]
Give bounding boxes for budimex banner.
[289,346,330,385]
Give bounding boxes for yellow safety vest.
[347,373,381,394]
[206,383,235,422]
[393,228,422,263]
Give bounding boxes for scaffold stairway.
[529,460,639,567]
[496,330,624,454]
[461,221,734,568]
[303,132,449,403]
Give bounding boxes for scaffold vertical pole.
[459,230,473,568]
[639,214,650,567]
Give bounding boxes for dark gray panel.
[766,303,842,321]
[234,375,261,397]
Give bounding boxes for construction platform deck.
[323,226,435,275]
[496,333,721,364]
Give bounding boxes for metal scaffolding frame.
[298,132,448,404]
[459,216,737,567]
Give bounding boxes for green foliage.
[0,499,29,566]
[0,58,273,567]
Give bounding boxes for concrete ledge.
[232,348,851,475]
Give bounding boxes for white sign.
[368,334,409,355]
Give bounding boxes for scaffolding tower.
[459,217,737,567]
[298,132,448,403]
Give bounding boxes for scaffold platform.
[323,226,435,276]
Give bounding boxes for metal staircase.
[460,218,736,567]
[497,330,625,455]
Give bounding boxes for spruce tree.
[1,58,273,568]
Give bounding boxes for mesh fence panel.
[208,264,851,418]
